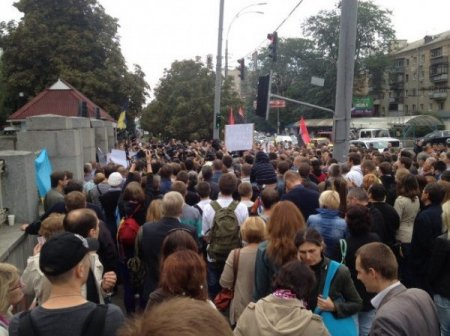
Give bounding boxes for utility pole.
[213,0,225,140]
[332,0,358,163]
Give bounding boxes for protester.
[235,260,329,336]
[295,228,362,317]
[8,232,124,336]
[355,242,440,336]
[219,217,266,325]
[253,200,306,301]
[0,263,24,335]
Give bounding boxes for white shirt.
[371,281,402,309]
[196,198,211,213]
[201,195,249,236]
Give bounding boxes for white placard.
[109,149,128,167]
[225,123,254,152]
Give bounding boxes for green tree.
[0,0,149,120]
[141,59,241,140]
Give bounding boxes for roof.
[7,79,115,122]
[393,30,450,54]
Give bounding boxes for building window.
[412,104,416,112]
[413,72,417,80]
[382,107,385,113]
[405,74,409,82]
[439,102,444,110]
[405,90,408,97]
[405,105,409,113]
[412,89,416,96]
[406,59,410,66]
[429,103,433,111]
[431,47,443,58]
[420,104,424,111]
[420,55,425,64]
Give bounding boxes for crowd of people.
[0,137,449,336]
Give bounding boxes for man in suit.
[140,191,198,302]
[355,242,440,336]
[281,171,319,221]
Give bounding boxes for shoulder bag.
[314,260,357,336]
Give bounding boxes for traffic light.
[237,58,245,80]
[256,74,271,119]
[267,31,278,62]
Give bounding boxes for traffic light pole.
[213,0,225,140]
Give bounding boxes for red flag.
[228,107,235,125]
[238,106,245,119]
[299,116,311,144]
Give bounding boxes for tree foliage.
[241,0,395,132]
[141,59,241,141]
[0,0,149,122]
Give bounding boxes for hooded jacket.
[234,294,329,336]
[250,152,277,186]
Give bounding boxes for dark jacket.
[336,232,380,311]
[411,203,443,289]
[308,257,363,317]
[140,217,198,299]
[428,233,450,298]
[370,202,400,247]
[250,152,277,186]
[379,175,396,206]
[367,205,388,245]
[281,184,319,220]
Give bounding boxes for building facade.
[374,31,450,121]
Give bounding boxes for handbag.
[314,260,357,336]
[214,248,240,311]
[127,227,148,291]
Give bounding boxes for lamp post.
[224,5,265,78]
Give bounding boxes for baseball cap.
[39,232,98,276]
[108,172,123,187]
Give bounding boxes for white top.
[202,195,249,236]
[371,281,402,309]
[196,198,211,213]
[345,165,363,187]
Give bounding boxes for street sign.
[269,99,286,108]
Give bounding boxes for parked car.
[350,138,400,153]
[419,130,450,145]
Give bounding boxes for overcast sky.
[1,0,449,97]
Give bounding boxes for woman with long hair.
[295,229,362,324]
[253,200,306,301]
[394,173,420,287]
[428,200,450,336]
[340,205,381,336]
[0,263,24,335]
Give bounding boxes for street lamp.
[224,3,266,78]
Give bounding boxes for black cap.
[39,232,98,276]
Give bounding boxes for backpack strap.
[81,304,108,336]
[211,201,221,212]
[228,200,239,212]
[134,226,144,258]
[18,311,39,336]
[193,204,203,216]
[96,184,103,196]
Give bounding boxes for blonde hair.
[241,217,266,244]
[318,190,340,210]
[0,263,19,313]
[38,213,65,240]
[146,199,163,222]
[441,200,450,239]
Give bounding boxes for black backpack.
[18,304,108,336]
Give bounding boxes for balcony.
[430,73,449,83]
[430,55,448,65]
[428,90,448,100]
[391,66,405,74]
[389,96,404,104]
[389,81,404,90]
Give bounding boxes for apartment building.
[374,31,450,119]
